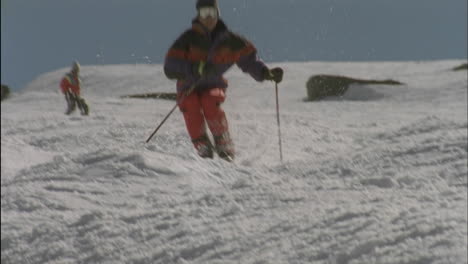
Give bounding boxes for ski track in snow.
[1,61,467,264]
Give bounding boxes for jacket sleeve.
[236,41,269,82]
[164,31,196,81]
[60,77,69,94]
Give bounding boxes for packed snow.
[1,60,467,264]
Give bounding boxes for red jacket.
[60,73,81,95]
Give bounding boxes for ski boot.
[192,134,214,159]
[65,101,76,115]
[214,132,235,162]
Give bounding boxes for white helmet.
[72,61,80,72]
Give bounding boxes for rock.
[1,84,11,101]
[305,75,403,101]
[452,63,467,71]
[120,92,177,100]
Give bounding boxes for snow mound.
[2,60,467,264]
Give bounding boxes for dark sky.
[2,0,467,91]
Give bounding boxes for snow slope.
[1,60,467,264]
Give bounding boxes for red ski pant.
[178,88,229,141]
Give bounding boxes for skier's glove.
[193,61,216,79]
[263,67,284,83]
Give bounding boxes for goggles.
[198,7,218,19]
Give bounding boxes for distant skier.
[60,61,89,115]
[163,0,283,161]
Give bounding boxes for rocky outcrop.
[306,75,403,101]
[452,63,467,71]
[120,92,177,100]
[1,84,11,101]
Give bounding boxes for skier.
[163,0,283,161]
[60,61,89,115]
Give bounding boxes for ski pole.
[275,81,283,162]
[145,83,197,143]
[145,103,178,143]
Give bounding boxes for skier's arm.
[60,77,70,94]
[236,42,269,82]
[164,32,197,81]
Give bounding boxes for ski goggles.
[198,7,218,19]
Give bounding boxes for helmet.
[72,61,80,72]
[196,0,218,9]
[196,0,220,16]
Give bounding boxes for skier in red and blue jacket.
[164,0,283,161]
[60,61,89,115]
